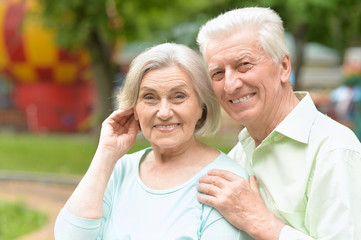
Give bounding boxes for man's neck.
[246,90,300,147]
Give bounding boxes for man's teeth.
[232,93,255,104]
[157,124,178,129]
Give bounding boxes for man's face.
[206,29,288,127]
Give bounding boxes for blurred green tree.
[37,0,210,125]
[38,0,361,108]
[190,0,361,90]
[246,0,361,90]
[38,0,123,125]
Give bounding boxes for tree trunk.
[293,24,308,90]
[85,31,116,129]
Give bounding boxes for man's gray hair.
[197,7,289,64]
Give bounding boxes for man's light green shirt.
[228,92,361,240]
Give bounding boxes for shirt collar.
[238,91,318,145]
[274,91,318,144]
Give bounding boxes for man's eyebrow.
[208,65,220,73]
[208,54,253,72]
[234,54,252,62]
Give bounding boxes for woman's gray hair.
[197,7,289,64]
[117,43,221,136]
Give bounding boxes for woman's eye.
[143,94,154,100]
[175,93,186,99]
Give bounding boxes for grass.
[0,132,238,175]
[0,133,97,175]
[0,200,47,240]
[0,131,238,239]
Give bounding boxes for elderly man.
[197,7,361,240]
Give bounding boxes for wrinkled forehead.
[140,66,194,90]
[204,26,262,54]
[205,30,265,63]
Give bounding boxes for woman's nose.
[156,100,173,119]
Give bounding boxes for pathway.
[0,172,79,240]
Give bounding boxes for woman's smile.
[154,123,180,131]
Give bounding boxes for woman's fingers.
[106,109,134,128]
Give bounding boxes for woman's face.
[134,65,203,150]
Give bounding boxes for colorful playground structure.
[0,0,96,132]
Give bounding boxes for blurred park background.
[0,0,360,239]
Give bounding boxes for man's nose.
[224,69,243,94]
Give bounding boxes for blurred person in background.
[54,43,252,240]
[342,47,361,141]
[196,7,361,240]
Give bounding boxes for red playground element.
[14,82,96,132]
[0,0,97,132]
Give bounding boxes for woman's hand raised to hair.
[63,109,139,219]
[98,109,139,161]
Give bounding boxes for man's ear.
[280,54,291,84]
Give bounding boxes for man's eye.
[211,71,224,81]
[238,62,252,72]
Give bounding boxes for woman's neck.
[140,138,219,189]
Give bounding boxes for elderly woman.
[54,43,252,240]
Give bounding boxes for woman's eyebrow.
[170,84,188,91]
[139,84,188,92]
[139,86,155,91]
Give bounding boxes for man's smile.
[230,93,256,104]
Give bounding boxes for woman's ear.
[133,107,142,131]
[133,108,139,120]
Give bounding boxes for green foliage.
[37,0,255,49]
[37,0,119,49]
[37,0,199,48]
[0,201,47,240]
[243,0,361,53]
[117,0,207,43]
[37,0,361,64]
